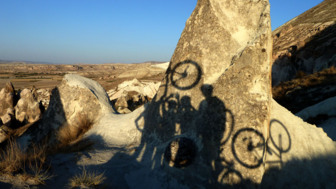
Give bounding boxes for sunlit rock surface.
[14,88,41,124]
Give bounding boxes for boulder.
[108,79,160,112]
[14,88,42,124]
[17,74,115,148]
[0,82,15,126]
[109,79,160,100]
[36,88,52,110]
[115,96,128,109]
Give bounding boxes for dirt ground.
[0,62,167,91]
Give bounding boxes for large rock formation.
[123,0,272,187]
[272,0,336,85]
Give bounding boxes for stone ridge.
[273,0,336,34]
[272,0,336,85]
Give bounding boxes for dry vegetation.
[272,66,336,99]
[0,113,95,186]
[68,167,106,188]
[53,113,94,153]
[0,139,51,185]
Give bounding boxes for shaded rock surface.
[273,68,336,113]
[296,96,336,140]
[261,99,336,188]
[272,0,336,85]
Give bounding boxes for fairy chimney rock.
[139,0,272,186]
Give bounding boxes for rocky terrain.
[271,0,336,135]
[272,0,336,86]
[0,0,335,188]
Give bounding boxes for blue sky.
[0,0,323,64]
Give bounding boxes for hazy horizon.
[0,0,323,64]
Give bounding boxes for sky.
[0,0,324,64]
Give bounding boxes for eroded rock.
[0,82,15,126]
[272,0,336,85]
[14,88,41,124]
[133,0,272,186]
[108,79,160,112]
[36,88,52,110]
[17,74,114,148]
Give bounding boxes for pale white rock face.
[64,74,114,113]
[84,105,145,148]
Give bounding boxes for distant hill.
[0,59,55,65]
[272,0,336,86]
[0,59,167,65]
[271,0,336,114]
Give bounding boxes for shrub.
[68,167,106,188]
[54,113,94,153]
[0,139,51,185]
[295,70,306,79]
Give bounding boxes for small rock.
[115,96,128,109]
[36,88,52,110]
